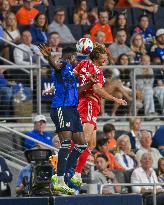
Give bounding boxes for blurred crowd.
[1,115,164,205]
[0,0,164,119]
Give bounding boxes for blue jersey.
[154,47,164,62]
[51,61,78,108]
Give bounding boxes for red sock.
[75,148,90,173]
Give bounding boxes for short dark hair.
[54,7,65,15]
[62,47,76,58]
[116,28,127,34]
[96,138,108,151]
[138,14,148,22]
[103,123,115,133]
[96,153,108,162]
[49,32,60,38]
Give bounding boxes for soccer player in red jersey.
[71,43,127,184]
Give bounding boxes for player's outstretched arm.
[93,84,127,106]
[38,44,62,70]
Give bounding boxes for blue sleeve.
[24,132,36,149]
[30,25,38,45]
[16,169,24,187]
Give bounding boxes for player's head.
[62,47,78,67]
[89,42,107,66]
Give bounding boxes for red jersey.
[74,60,105,103]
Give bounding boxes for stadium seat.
[132,8,154,26]
[53,0,75,7]
[154,7,164,27]
[67,24,82,40]
[124,169,134,193]
[86,0,96,8]
[96,0,105,7]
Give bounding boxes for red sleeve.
[74,61,83,75]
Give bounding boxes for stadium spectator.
[157,158,164,188]
[133,15,155,51]
[13,30,48,65]
[88,7,98,25]
[2,12,20,60]
[130,33,147,63]
[116,0,158,13]
[73,0,90,25]
[128,117,142,151]
[152,55,164,114]
[151,28,164,63]
[112,13,128,37]
[109,29,135,63]
[135,54,156,116]
[52,134,61,150]
[3,12,20,43]
[131,153,164,205]
[48,7,75,43]
[95,138,125,172]
[0,0,11,23]
[81,154,95,184]
[136,130,162,169]
[24,114,53,149]
[16,0,39,25]
[16,162,31,196]
[102,123,117,151]
[94,30,106,44]
[152,125,164,156]
[0,156,12,196]
[103,0,118,26]
[94,154,121,194]
[116,53,131,87]
[29,12,48,45]
[48,32,62,55]
[115,134,138,170]
[0,68,13,117]
[90,10,113,44]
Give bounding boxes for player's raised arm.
[38,44,62,70]
[93,83,127,106]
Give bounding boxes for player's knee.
[75,143,87,154]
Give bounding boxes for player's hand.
[115,98,127,106]
[42,87,54,96]
[38,44,51,57]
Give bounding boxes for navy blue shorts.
[50,107,83,133]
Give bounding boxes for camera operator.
[16,149,53,196]
[16,163,32,196]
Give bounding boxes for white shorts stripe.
[57,107,65,128]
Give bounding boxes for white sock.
[57,176,65,185]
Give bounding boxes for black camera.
[24,149,53,196]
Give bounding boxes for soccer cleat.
[51,175,76,195]
[70,174,82,188]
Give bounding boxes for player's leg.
[50,108,76,195]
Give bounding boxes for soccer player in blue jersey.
[40,45,92,195]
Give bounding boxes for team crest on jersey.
[66,122,71,127]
